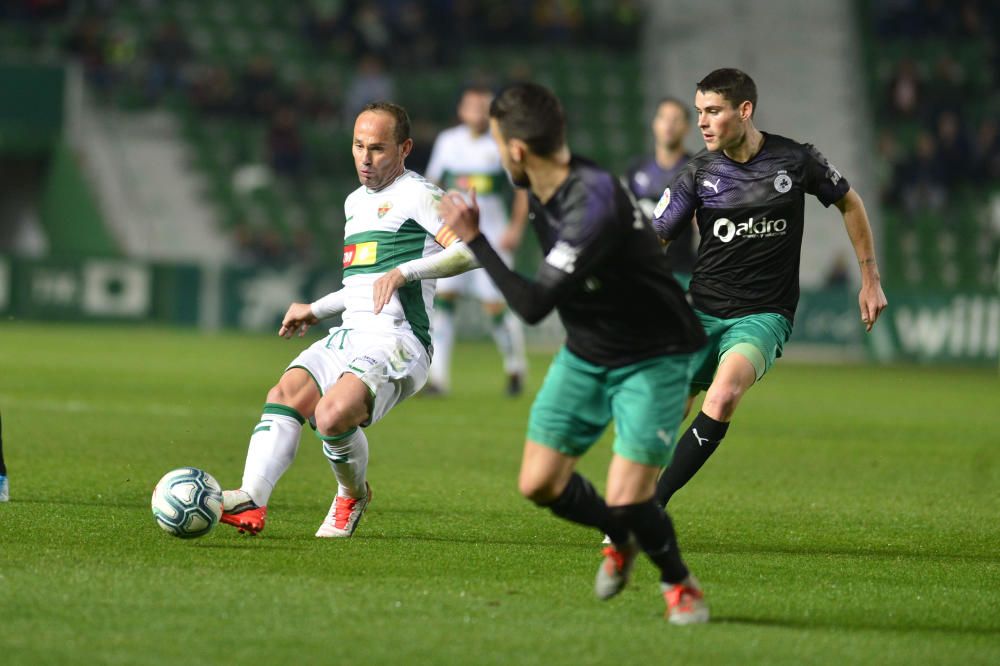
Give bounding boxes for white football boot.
[315,482,372,538]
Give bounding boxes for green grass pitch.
[1,323,998,664]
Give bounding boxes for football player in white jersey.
[424,86,529,396]
[220,102,478,538]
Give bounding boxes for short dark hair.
[489,82,565,156]
[696,68,757,115]
[656,96,691,122]
[361,101,411,144]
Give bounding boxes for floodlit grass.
[1,323,998,664]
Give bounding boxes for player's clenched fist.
[439,188,481,243]
[279,302,319,338]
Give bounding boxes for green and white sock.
[320,427,370,499]
[240,403,305,506]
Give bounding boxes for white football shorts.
[286,326,429,426]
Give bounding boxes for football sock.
[491,310,527,376]
[240,403,304,506]
[0,411,6,475]
[610,500,689,584]
[429,299,456,390]
[543,473,629,544]
[657,411,729,505]
[319,426,370,499]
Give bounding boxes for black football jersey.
[652,133,849,321]
[469,157,705,367]
[622,154,697,273]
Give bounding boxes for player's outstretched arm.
[279,288,346,338]
[441,188,601,324]
[279,302,320,338]
[371,240,479,315]
[834,188,888,332]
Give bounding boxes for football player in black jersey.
[622,97,698,283]
[440,82,710,624]
[652,68,888,506]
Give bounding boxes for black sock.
[543,473,629,544]
[0,411,6,475]
[610,500,689,584]
[657,411,729,505]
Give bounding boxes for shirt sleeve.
[410,180,460,247]
[467,176,619,324]
[802,143,850,207]
[652,161,699,240]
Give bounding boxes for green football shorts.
[526,347,693,467]
[689,310,793,392]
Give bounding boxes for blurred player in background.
[653,68,887,507]
[0,411,8,502]
[220,102,477,538]
[623,97,698,286]
[440,83,711,624]
[424,85,529,396]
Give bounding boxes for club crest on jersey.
[773,171,792,194]
[653,187,671,217]
[343,241,378,267]
[377,201,393,218]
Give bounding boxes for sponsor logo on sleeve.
[652,187,671,217]
[544,240,580,274]
[826,163,842,186]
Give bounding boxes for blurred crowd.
[1,0,641,264]
[872,0,999,217]
[3,0,640,184]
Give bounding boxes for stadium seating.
[1,1,645,267]
[859,1,999,290]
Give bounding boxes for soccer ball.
[151,467,224,539]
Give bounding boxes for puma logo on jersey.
[702,178,721,193]
[656,429,674,448]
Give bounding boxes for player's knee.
[703,385,742,420]
[314,398,363,436]
[518,475,559,505]
[265,383,288,405]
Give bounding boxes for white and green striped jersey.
[425,125,511,244]
[340,170,458,351]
